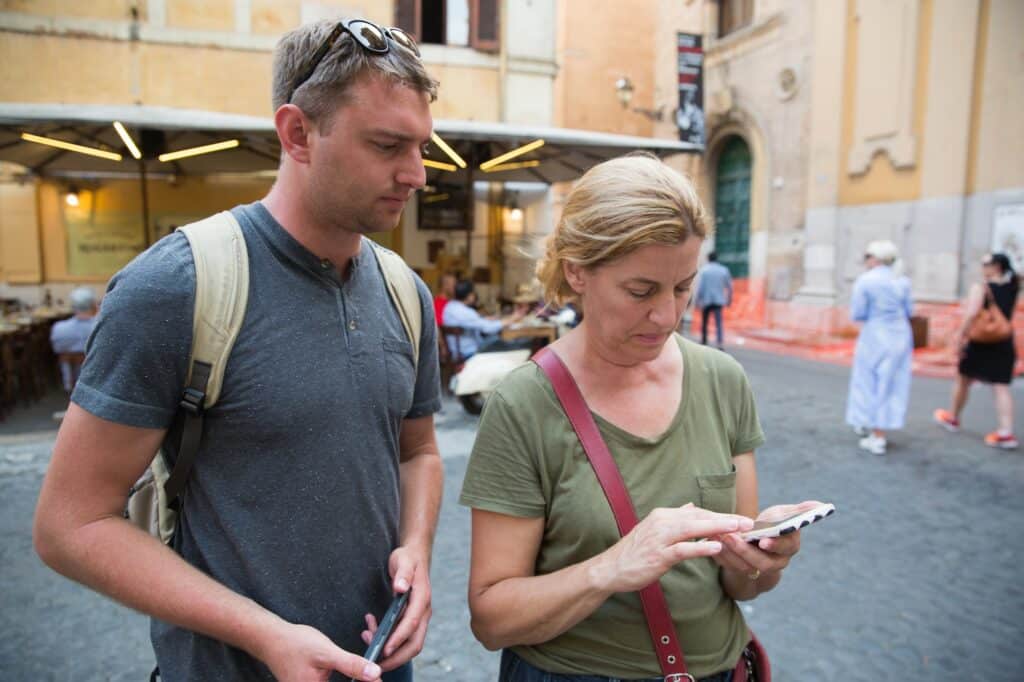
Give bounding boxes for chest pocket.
[697,469,736,514]
[383,335,416,418]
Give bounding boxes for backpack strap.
[163,211,250,507]
[370,240,423,368]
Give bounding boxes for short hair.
[864,240,899,265]
[454,279,475,302]
[272,19,439,131]
[707,251,718,262]
[536,154,709,305]
[69,286,96,312]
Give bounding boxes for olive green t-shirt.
[459,336,765,679]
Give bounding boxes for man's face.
[307,74,432,235]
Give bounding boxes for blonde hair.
[272,19,439,131]
[536,154,709,305]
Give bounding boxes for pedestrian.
[693,251,732,348]
[33,18,443,682]
[49,286,99,392]
[845,240,913,455]
[934,252,1020,448]
[460,154,821,681]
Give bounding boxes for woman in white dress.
[845,240,914,455]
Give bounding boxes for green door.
[714,136,751,278]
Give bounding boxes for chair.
[438,325,467,395]
[57,352,86,393]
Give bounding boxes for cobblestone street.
[2,347,1022,681]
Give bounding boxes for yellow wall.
[838,0,933,206]
[554,0,656,137]
[0,0,130,20]
[968,0,1024,194]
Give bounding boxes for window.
[718,0,754,38]
[395,0,499,51]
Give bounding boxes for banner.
[676,32,705,147]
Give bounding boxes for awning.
[0,103,699,182]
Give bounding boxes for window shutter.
[395,0,420,39]
[470,0,499,52]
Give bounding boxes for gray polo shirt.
[72,201,441,681]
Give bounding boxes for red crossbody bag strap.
[533,348,691,680]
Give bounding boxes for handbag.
[967,285,1012,344]
[533,347,770,682]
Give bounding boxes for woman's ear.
[563,261,586,295]
[274,104,314,164]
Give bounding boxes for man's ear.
[274,104,314,164]
[563,261,586,295]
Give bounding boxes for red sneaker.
[984,432,1019,449]
[932,409,960,433]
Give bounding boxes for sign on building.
[676,32,705,147]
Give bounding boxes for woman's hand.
[591,503,753,594]
[714,500,821,600]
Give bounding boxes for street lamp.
[615,75,665,122]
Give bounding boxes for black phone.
[364,589,411,664]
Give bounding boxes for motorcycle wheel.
[459,393,485,415]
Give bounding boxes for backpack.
[125,210,423,543]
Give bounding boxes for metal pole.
[138,159,151,248]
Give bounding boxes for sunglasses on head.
[287,19,420,104]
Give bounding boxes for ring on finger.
[747,569,761,580]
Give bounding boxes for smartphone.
[363,589,411,664]
[741,503,835,543]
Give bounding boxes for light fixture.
[614,75,665,122]
[480,139,545,171]
[423,159,457,172]
[65,186,80,207]
[423,192,450,204]
[481,159,541,173]
[158,139,240,162]
[430,132,466,168]
[21,132,122,161]
[113,121,142,160]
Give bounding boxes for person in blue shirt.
[49,286,98,391]
[442,280,525,359]
[693,252,733,349]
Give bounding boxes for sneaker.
[933,409,960,433]
[984,432,1019,449]
[852,425,870,437]
[858,434,887,455]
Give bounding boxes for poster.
[64,205,145,277]
[991,203,1024,271]
[676,32,705,147]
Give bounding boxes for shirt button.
[320,259,332,269]
[348,319,357,331]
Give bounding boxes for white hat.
[69,286,97,312]
[865,240,899,264]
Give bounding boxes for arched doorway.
[713,136,752,278]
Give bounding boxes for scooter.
[450,347,532,415]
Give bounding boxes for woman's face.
[982,258,1000,279]
[566,238,702,364]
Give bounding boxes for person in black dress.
[934,253,1020,448]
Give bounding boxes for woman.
[934,252,1020,448]
[844,240,914,455]
[459,155,819,681]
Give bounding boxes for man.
[442,279,525,360]
[49,286,98,392]
[694,251,733,349]
[34,18,443,682]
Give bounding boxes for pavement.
[2,346,1023,681]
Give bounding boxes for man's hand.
[259,621,382,682]
[360,545,432,671]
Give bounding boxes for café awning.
[0,103,699,182]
